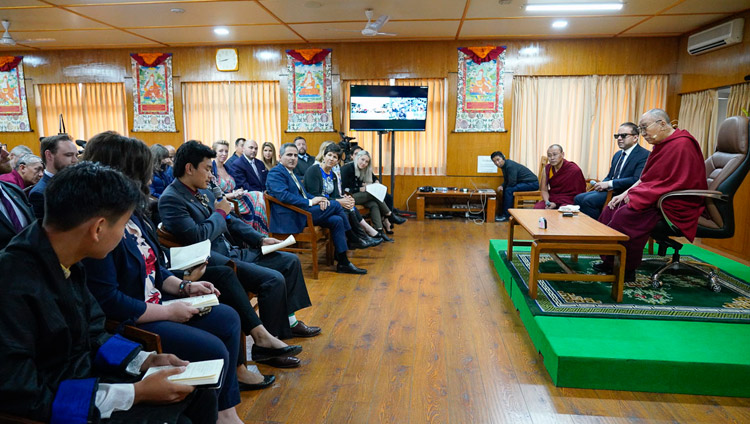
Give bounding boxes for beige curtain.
[182,81,280,147]
[678,89,718,158]
[510,75,667,180]
[343,78,446,175]
[35,83,128,140]
[727,82,750,117]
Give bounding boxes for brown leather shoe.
[291,320,321,338]
[254,355,301,368]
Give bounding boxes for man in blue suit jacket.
[266,142,366,275]
[29,134,79,219]
[159,141,320,341]
[575,122,650,219]
[228,139,268,192]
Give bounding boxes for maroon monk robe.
[599,129,706,271]
[534,159,586,209]
[0,169,26,189]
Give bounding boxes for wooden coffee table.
[416,189,496,222]
[507,209,629,302]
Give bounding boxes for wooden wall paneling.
[700,171,750,262]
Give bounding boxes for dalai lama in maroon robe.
[534,144,586,209]
[597,108,707,281]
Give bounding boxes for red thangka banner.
[130,53,176,132]
[0,56,31,132]
[455,46,506,132]
[286,49,333,132]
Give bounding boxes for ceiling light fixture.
[527,2,623,12]
[552,20,568,28]
[170,8,185,13]
[213,27,230,35]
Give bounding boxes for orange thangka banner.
[455,46,506,132]
[130,53,176,132]
[0,56,31,131]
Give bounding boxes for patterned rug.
[501,252,750,323]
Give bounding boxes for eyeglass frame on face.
[613,133,637,139]
[638,120,663,133]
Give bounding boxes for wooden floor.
[237,219,750,424]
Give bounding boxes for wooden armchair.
[264,193,334,279]
[513,156,548,208]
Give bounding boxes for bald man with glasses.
[574,122,650,219]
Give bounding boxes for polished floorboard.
[237,219,750,423]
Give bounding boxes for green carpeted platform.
[490,239,750,397]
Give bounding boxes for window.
[35,83,128,140]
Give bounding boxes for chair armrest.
[264,193,315,231]
[229,199,241,215]
[105,320,163,353]
[656,190,727,231]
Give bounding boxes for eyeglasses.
[638,120,663,133]
[613,133,637,139]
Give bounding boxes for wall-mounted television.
[349,85,428,131]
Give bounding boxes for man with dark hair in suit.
[159,141,320,344]
[0,162,217,423]
[0,145,35,249]
[575,122,650,219]
[267,142,367,274]
[29,134,79,219]
[225,137,245,169]
[229,139,268,192]
[293,136,315,182]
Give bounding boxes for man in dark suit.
[224,137,245,170]
[28,134,79,219]
[575,122,650,219]
[266,142,366,274]
[293,136,315,182]
[229,139,268,192]
[159,141,320,342]
[0,145,35,249]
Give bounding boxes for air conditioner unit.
[687,18,744,55]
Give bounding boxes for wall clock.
[216,48,238,72]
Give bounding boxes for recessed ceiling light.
[170,8,185,13]
[214,27,230,35]
[527,2,623,12]
[552,20,568,29]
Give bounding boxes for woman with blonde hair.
[261,141,278,171]
[211,139,269,235]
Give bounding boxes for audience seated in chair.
[29,134,79,219]
[0,153,43,190]
[491,150,539,222]
[575,122,650,219]
[7,145,31,170]
[292,136,316,183]
[534,144,586,210]
[149,144,174,199]
[306,142,382,249]
[229,138,269,192]
[267,142,368,274]
[213,139,270,235]
[261,141,278,171]
[597,108,707,283]
[0,162,219,424]
[0,146,35,249]
[159,140,321,341]
[224,137,245,170]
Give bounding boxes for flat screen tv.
[349,85,428,131]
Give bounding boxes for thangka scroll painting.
[286,48,333,132]
[455,46,506,132]
[131,53,176,132]
[0,56,31,132]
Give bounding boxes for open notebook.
[143,359,224,387]
[161,294,219,309]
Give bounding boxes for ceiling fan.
[329,9,397,37]
[1,20,55,46]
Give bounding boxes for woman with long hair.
[211,140,270,235]
[340,150,406,239]
[261,141,278,171]
[149,143,173,198]
[81,132,281,424]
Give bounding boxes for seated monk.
[534,144,586,209]
[596,108,707,281]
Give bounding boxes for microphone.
[211,185,224,200]
[75,139,87,148]
[590,180,597,185]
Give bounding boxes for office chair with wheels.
[647,116,750,292]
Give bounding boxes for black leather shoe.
[378,231,394,242]
[238,374,275,391]
[254,355,301,368]
[591,261,612,274]
[364,235,382,247]
[291,320,321,338]
[387,213,407,225]
[251,344,302,361]
[347,237,367,250]
[337,262,367,274]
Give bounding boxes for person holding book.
[0,162,218,423]
[80,133,272,424]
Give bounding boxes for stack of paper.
[143,359,224,387]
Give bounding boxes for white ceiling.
[1,0,747,50]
